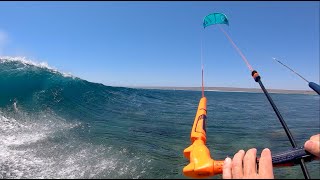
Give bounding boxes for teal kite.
[203,13,229,28]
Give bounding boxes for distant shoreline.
[128,86,317,95]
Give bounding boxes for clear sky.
[0,1,319,90]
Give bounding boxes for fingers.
[223,157,232,179]
[243,148,257,177]
[232,150,245,178]
[258,148,274,179]
[304,135,320,158]
[226,148,275,179]
[310,134,320,141]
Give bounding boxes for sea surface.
[0,57,319,179]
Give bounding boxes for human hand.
[304,134,320,159]
[222,148,274,179]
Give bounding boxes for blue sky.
[0,1,319,90]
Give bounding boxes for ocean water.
[0,57,319,179]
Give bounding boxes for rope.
[218,25,254,72]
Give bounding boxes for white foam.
[0,56,75,78]
[0,111,81,178]
[0,112,78,146]
[0,56,52,69]
[0,111,152,178]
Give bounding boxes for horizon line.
[125,85,317,95]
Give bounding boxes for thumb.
[304,140,320,159]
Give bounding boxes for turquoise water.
[0,57,319,179]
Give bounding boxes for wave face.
[0,57,157,178]
[1,57,319,179]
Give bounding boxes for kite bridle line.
[217,25,311,179]
[273,58,320,95]
[218,25,253,72]
[273,58,309,83]
[201,32,205,98]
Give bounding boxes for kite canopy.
[203,13,229,28]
